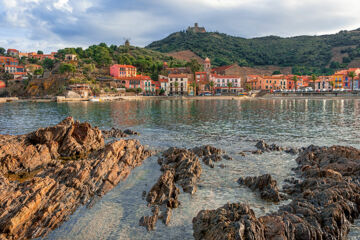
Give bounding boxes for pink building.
[110,65,137,78]
[114,75,151,91]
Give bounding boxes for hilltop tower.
[187,23,206,33]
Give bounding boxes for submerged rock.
[193,145,360,240]
[238,174,284,202]
[255,140,299,155]
[141,147,202,230]
[0,118,151,239]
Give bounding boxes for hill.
[147,28,360,75]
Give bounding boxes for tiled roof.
[211,74,241,78]
[114,75,151,80]
[111,64,136,68]
[168,74,189,78]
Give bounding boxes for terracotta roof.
[7,49,19,52]
[111,64,136,68]
[211,65,233,72]
[168,74,189,78]
[114,75,151,80]
[159,78,168,83]
[211,74,241,79]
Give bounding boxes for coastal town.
[1,45,360,101]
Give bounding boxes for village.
[0,47,360,100]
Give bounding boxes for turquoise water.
[1,99,360,239]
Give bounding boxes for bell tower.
[204,57,211,75]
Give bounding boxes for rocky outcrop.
[140,147,202,230]
[193,145,360,240]
[191,145,229,168]
[0,118,151,240]
[255,140,299,155]
[238,174,284,202]
[102,128,140,139]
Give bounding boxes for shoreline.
[2,94,360,103]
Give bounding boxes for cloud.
[0,0,360,52]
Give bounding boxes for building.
[31,53,55,61]
[25,64,42,75]
[65,54,78,61]
[0,56,18,66]
[5,65,26,79]
[68,84,91,98]
[0,80,5,89]
[332,68,360,90]
[210,74,242,94]
[187,23,206,33]
[114,75,152,91]
[314,76,332,91]
[247,75,287,90]
[110,65,137,78]
[168,74,189,95]
[159,76,170,95]
[7,49,19,57]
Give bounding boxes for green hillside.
[147,29,360,74]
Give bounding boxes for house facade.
[168,74,189,95]
[110,65,137,78]
[210,74,242,93]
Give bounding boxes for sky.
[1,0,360,52]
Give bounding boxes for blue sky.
[1,0,359,52]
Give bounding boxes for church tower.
[204,57,211,75]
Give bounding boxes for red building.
[7,49,19,57]
[110,65,137,78]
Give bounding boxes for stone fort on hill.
[187,23,206,33]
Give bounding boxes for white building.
[168,74,189,95]
[210,74,242,94]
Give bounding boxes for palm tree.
[311,74,317,90]
[174,81,179,95]
[209,81,214,94]
[227,82,233,95]
[191,81,197,96]
[292,75,298,90]
[348,71,356,91]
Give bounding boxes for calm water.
[1,99,360,239]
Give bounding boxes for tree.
[191,81,197,96]
[227,82,233,94]
[0,47,5,55]
[272,70,281,75]
[34,68,44,76]
[311,74,317,89]
[292,75,298,90]
[37,50,43,55]
[59,63,76,77]
[348,71,356,91]
[42,58,55,70]
[209,81,215,94]
[174,81,179,95]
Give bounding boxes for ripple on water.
[2,99,360,239]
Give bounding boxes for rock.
[254,140,299,155]
[139,206,159,231]
[191,145,228,167]
[284,147,298,155]
[123,129,140,136]
[0,118,151,239]
[65,91,81,98]
[238,151,246,157]
[219,164,226,169]
[102,128,139,139]
[194,145,360,240]
[142,147,202,230]
[238,174,283,202]
[193,203,266,240]
[102,128,127,138]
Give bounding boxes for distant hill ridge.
[147,26,360,74]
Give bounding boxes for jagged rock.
[139,206,159,231]
[193,145,360,240]
[102,128,139,139]
[193,203,266,240]
[102,128,127,138]
[223,154,232,160]
[255,140,300,155]
[0,118,151,239]
[238,151,246,157]
[238,174,284,202]
[123,129,140,136]
[191,145,227,167]
[142,147,202,230]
